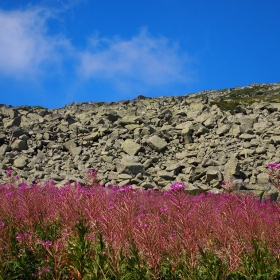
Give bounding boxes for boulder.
[11,139,28,151]
[147,135,167,152]
[224,158,241,180]
[14,156,28,169]
[116,161,144,175]
[122,139,142,156]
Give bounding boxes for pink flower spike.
[6,168,13,175]
[42,240,52,247]
[16,234,22,240]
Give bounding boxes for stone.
[189,102,205,111]
[239,133,256,140]
[120,116,142,125]
[181,126,193,143]
[216,124,231,135]
[146,135,167,152]
[201,158,219,167]
[63,140,77,151]
[122,139,142,156]
[1,107,19,118]
[255,147,266,154]
[193,125,209,136]
[63,140,82,156]
[257,173,270,184]
[116,161,144,175]
[204,117,216,128]
[0,144,8,157]
[271,136,280,145]
[4,117,21,128]
[224,158,241,180]
[253,122,268,133]
[206,169,220,182]
[157,171,175,180]
[14,156,28,169]
[230,124,244,136]
[11,139,28,151]
[83,132,100,141]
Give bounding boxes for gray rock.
[122,139,142,156]
[230,124,244,136]
[0,144,8,156]
[156,170,175,180]
[189,102,205,111]
[63,140,81,156]
[14,156,28,169]
[204,117,216,128]
[181,126,193,143]
[83,132,100,141]
[116,161,144,175]
[257,173,270,184]
[224,158,241,180]
[239,133,256,140]
[206,169,221,182]
[11,139,28,151]
[147,135,167,151]
[271,136,280,145]
[4,117,21,128]
[216,124,231,135]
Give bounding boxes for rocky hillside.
[1,82,280,197]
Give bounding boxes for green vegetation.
[33,105,46,110]
[96,102,105,107]
[209,84,280,112]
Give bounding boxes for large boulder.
[11,139,28,151]
[224,158,241,180]
[14,156,28,169]
[116,161,144,175]
[122,139,142,156]
[147,135,167,152]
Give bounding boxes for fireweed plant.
[267,162,280,192]
[0,168,279,279]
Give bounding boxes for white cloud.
[0,7,71,78]
[0,5,194,96]
[79,29,193,92]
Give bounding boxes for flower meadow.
[0,165,279,279]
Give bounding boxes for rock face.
[0,83,280,197]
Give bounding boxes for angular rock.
[63,140,81,156]
[11,139,28,151]
[147,135,167,152]
[205,168,222,183]
[224,158,241,180]
[14,156,28,169]
[4,117,21,128]
[189,103,205,111]
[0,144,8,157]
[239,133,256,140]
[216,124,231,135]
[204,117,216,128]
[116,161,144,175]
[122,139,141,156]
[181,127,193,143]
[257,173,270,184]
[83,132,100,141]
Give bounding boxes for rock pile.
[1,83,280,197]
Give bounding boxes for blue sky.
[0,0,280,109]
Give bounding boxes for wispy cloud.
[79,28,193,93]
[0,7,71,78]
[0,4,194,99]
